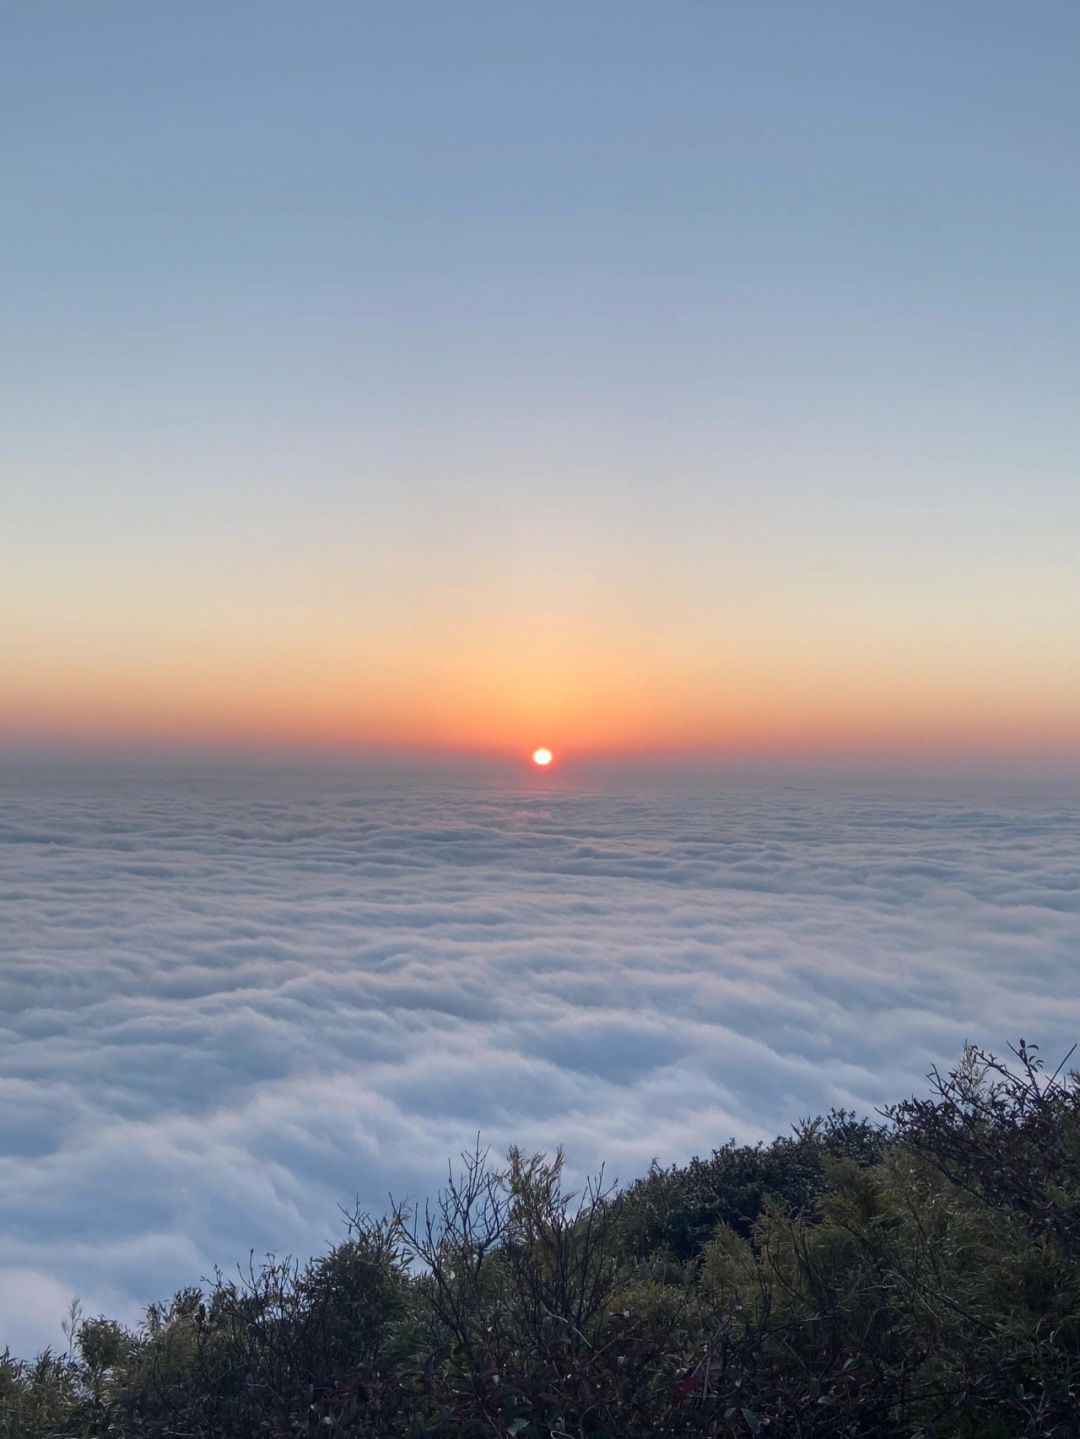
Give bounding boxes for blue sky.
[3,1,1077,754]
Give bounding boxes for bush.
[613,1108,888,1267]
[4,1042,1079,1437]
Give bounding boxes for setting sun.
[531,748,553,767]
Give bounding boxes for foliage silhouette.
[3,1042,1079,1437]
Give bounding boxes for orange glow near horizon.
[4,570,1079,763]
[4,645,1080,763]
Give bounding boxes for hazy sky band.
[4,1,1077,756]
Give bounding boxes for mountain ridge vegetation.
[4,1040,1079,1437]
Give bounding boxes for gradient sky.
[4,1,1077,758]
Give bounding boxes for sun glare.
[531,748,553,767]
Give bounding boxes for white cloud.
[0,1270,81,1359]
[1,755,1077,1357]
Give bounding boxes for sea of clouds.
[2,750,1078,1357]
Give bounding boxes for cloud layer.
[2,755,1078,1356]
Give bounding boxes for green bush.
[4,1042,1079,1437]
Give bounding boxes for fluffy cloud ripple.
[1,754,1077,1356]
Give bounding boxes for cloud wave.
[1,755,1077,1356]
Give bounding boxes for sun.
[531,748,553,767]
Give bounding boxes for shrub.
[4,1042,1079,1438]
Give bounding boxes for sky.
[3,1,1078,758]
